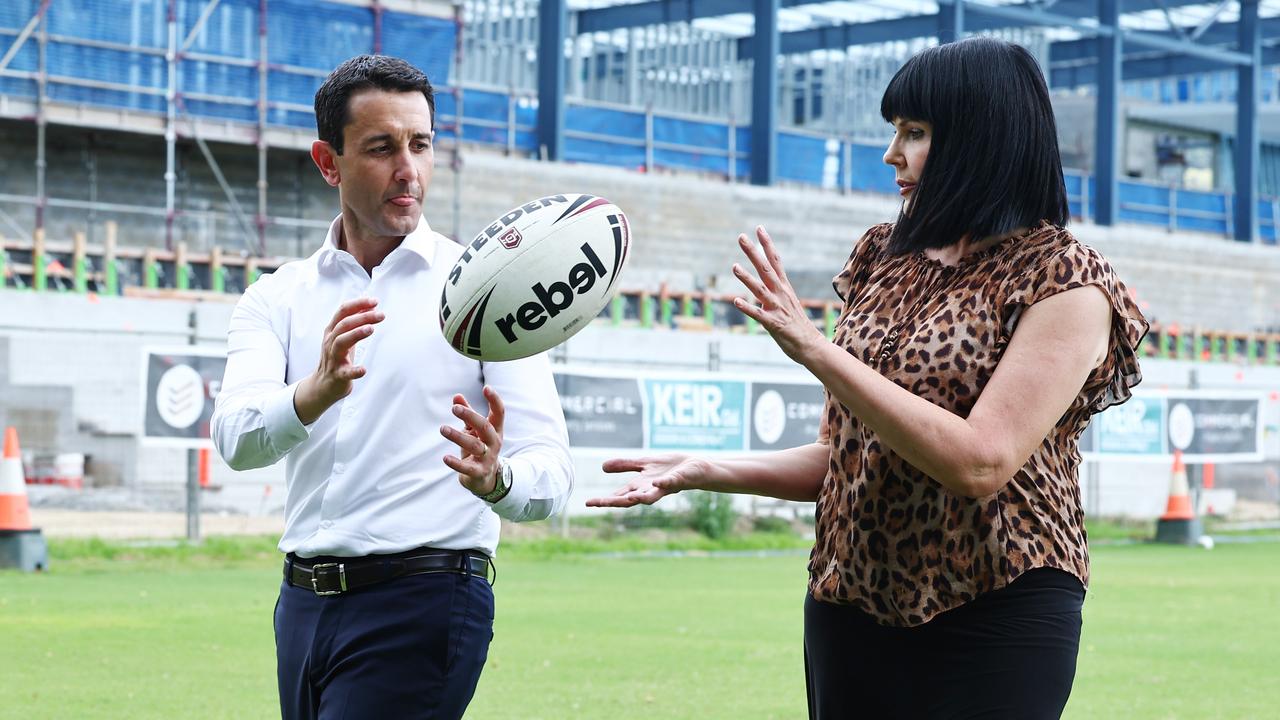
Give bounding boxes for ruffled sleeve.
[1001,239,1149,414]
[832,223,892,304]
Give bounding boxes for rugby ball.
[440,193,631,361]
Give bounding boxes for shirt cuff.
[265,382,312,448]
[488,455,533,520]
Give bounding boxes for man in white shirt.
[210,55,573,720]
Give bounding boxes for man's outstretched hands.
[441,386,506,497]
[294,297,384,425]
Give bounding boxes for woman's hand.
[585,454,711,508]
[733,225,827,364]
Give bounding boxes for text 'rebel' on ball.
[440,193,631,361]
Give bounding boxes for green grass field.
[1,539,1277,719]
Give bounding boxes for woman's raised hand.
[733,225,827,363]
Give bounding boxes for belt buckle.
[310,562,347,596]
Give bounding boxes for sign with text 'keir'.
[643,378,746,451]
[141,347,225,447]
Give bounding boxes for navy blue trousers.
[274,570,494,720]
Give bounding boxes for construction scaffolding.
[1,0,1279,275]
[0,0,462,262]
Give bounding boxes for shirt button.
[333,463,346,474]
[321,520,333,529]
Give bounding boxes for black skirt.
[804,567,1085,720]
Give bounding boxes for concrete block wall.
[6,119,1280,332]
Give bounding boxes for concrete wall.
[2,290,1278,520]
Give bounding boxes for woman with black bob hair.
[591,37,1148,718]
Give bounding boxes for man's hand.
[440,386,506,497]
[294,297,384,425]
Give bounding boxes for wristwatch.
[477,458,513,504]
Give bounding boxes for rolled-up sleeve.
[210,281,311,470]
[482,354,573,523]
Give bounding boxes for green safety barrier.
[639,294,653,329]
[824,305,837,339]
[212,266,226,294]
[74,256,90,294]
[703,294,714,325]
[660,297,673,327]
[144,260,160,289]
[33,254,46,293]
[610,294,624,327]
[104,259,118,296]
[176,262,190,291]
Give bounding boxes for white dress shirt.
[211,214,573,558]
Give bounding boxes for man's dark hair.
[314,54,435,155]
[879,37,1069,254]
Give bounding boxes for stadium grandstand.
[1,0,1279,520]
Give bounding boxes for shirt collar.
[315,213,439,271]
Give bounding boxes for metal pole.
[938,0,965,44]
[1235,0,1261,243]
[86,134,97,247]
[165,0,178,250]
[257,0,269,256]
[750,0,778,186]
[0,0,51,73]
[536,0,566,161]
[1095,0,1121,227]
[453,0,464,238]
[187,306,201,542]
[35,2,48,240]
[644,105,653,172]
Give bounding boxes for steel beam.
[736,0,1272,61]
[579,0,811,34]
[938,0,964,45]
[537,0,567,162]
[579,0,1216,35]
[1050,45,1279,86]
[1236,0,1261,243]
[1095,0,1121,227]
[1051,18,1280,63]
[750,0,778,187]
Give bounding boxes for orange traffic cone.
[1155,450,1201,544]
[0,426,32,530]
[1160,450,1194,521]
[0,426,47,571]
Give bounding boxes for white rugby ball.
[440,193,631,361]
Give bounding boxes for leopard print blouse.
[810,221,1148,627]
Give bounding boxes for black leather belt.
[285,548,491,596]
